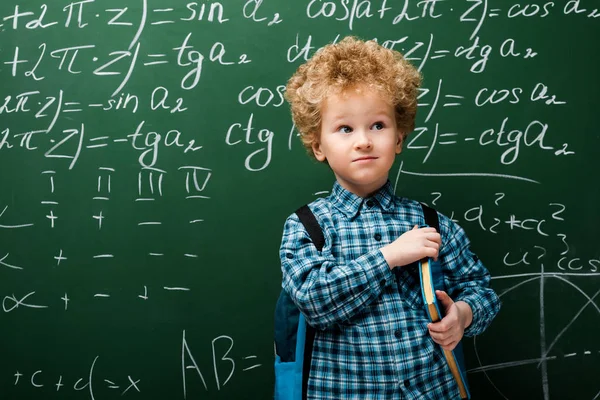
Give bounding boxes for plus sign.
[3,5,34,29]
[46,210,58,228]
[93,210,104,229]
[61,293,70,310]
[504,215,522,230]
[13,371,23,385]
[54,249,67,265]
[3,47,29,77]
[55,375,64,391]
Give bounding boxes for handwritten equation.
[8,332,262,399]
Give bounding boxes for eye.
[337,125,352,134]
[371,122,385,131]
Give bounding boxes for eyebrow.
[371,111,393,119]
[330,111,393,124]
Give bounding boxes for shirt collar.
[330,180,395,218]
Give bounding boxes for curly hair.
[285,36,422,159]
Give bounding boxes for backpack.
[274,203,470,400]
[274,205,322,400]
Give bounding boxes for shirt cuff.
[456,294,484,337]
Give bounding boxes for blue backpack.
[274,203,470,399]
[274,205,322,400]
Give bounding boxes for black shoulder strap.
[420,203,439,232]
[419,202,445,294]
[294,204,321,400]
[296,204,325,252]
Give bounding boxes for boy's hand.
[427,290,473,351]
[380,225,441,269]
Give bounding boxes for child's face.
[312,86,402,198]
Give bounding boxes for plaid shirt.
[280,181,501,399]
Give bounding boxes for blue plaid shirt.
[280,181,501,399]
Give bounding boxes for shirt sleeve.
[439,216,501,337]
[280,212,394,331]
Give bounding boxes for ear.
[312,140,326,162]
[395,133,404,154]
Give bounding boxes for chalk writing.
[0,1,598,399]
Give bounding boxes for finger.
[431,336,443,346]
[413,227,436,234]
[426,232,442,246]
[428,322,449,333]
[423,234,442,249]
[421,245,438,259]
[427,244,440,262]
[423,240,440,251]
[430,332,453,346]
[429,331,446,343]
[441,341,458,351]
[425,248,439,261]
[435,290,454,308]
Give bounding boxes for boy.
[279,36,501,399]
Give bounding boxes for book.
[419,257,471,400]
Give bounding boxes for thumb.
[435,290,453,308]
[412,225,418,230]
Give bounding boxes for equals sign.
[438,133,458,145]
[144,54,168,66]
[87,136,109,149]
[63,102,82,113]
[443,94,463,107]
[430,50,450,60]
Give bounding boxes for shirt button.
[394,329,402,339]
[380,279,386,287]
[366,200,374,207]
[374,233,381,241]
[286,253,293,259]
[404,379,410,387]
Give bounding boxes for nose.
[354,129,372,150]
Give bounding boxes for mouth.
[353,156,378,162]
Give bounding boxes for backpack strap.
[294,204,322,399]
[420,203,439,232]
[296,204,325,252]
[394,203,443,287]
[419,202,446,293]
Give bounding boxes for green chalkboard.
[1,1,599,399]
